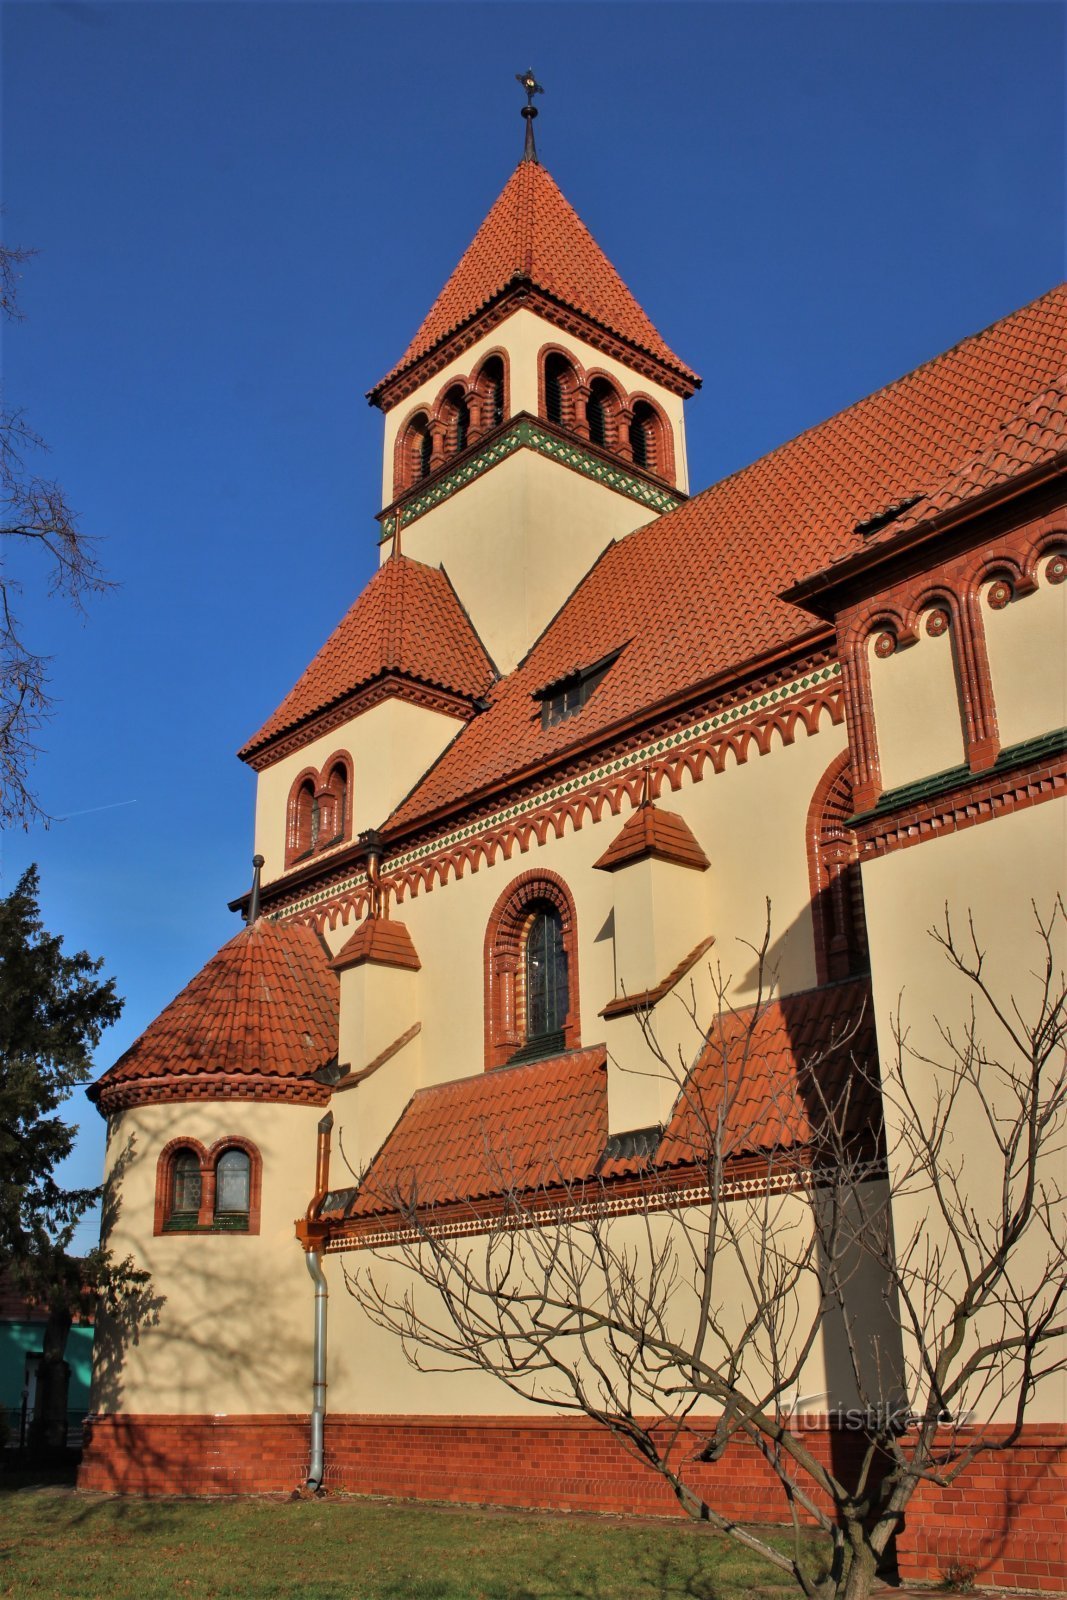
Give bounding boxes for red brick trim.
[78,1412,1067,1590]
[854,747,1067,860]
[98,1072,331,1116]
[484,870,581,1070]
[243,676,474,774]
[806,752,868,985]
[153,1136,262,1235]
[371,285,698,412]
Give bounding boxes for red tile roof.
[240,556,497,760]
[593,801,710,873]
[655,976,877,1171]
[371,160,697,398]
[93,918,338,1108]
[345,1047,609,1218]
[884,370,1067,538]
[386,285,1067,833]
[330,916,421,973]
[323,977,875,1230]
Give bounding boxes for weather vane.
[516,69,544,163]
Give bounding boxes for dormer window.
[535,650,620,730]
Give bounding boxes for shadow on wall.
[89,1136,167,1417]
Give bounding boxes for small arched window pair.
[159,1141,259,1234]
[287,760,350,867]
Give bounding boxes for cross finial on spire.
[516,69,543,163]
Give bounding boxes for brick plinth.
[79,1414,1067,1593]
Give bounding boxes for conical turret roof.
[370,161,698,401]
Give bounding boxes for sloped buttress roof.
[92,918,338,1110]
[372,159,697,398]
[241,555,497,760]
[326,976,876,1227]
[387,283,1067,832]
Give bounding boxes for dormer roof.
[369,160,698,405]
[240,556,497,763]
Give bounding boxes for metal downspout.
[305,1247,328,1490]
[304,1110,333,1491]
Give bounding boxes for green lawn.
[0,1472,821,1600]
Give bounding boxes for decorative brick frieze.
[378,413,684,544]
[834,503,1067,811]
[851,736,1067,861]
[244,676,475,774]
[268,660,842,934]
[78,1412,1067,1591]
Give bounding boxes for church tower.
[368,77,700,674]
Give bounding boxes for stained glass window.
[215,1149,251,1217]
[171,1151,201,1219]
[525,905,568,1044]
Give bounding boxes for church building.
[81,90,1066,1592]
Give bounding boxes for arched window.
[322,761,349,847]
[807,753,870,986]
[586,378,617,449]
[479,355,505,428]
[484,872,581,1069]
[294,779,319,859]
[214,1148,251,1225]
[170,1149,202,1224]
[629,401,658,473]
[544,353,576,428]
[442,385,470,456]
[398,413,432,493]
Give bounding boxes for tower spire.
[516,68,543,163]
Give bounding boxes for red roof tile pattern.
[656,976,877,1170]
[373,161,696,396]
[344,1048,609,1218]
[593,802,710,873]
[885,371,1067,538]
[386,285,1067,832]
[94,919,338,1103]
[330,916,421,973]
[599,934,716,1020]
[241,556,497,759]
[322,978,875,1228]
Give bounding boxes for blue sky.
[2,0,1064,1250]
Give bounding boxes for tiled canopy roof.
[593,801,710,873]
[371,160,697,398]
[386,284,1067,832]
[241,555,497,759]
[92,918,338,1110]
[322,976,875,1231]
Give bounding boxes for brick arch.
[539,343,587,431]
[484,869,581,1070]
[469,349,511,437]
[206,1135,263,1235]
[153,1137,209,1235]
[626,389,676,485]
[392,407,433,498]
[806,751,869,986]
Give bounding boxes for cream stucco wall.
[396,447,658,675]
[253,698,463,886]
[380,307,689,507]
[868,618,965,793]
[982,563,1067,748]
[94,1100,323,1417]
[322,1183,899,1418]
[861,798,1067,1425]
[327,702,848,1172]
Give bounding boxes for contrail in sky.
[56,799,139,821]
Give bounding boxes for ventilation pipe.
[304,1111,333,1490]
